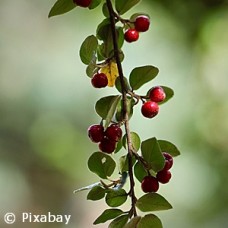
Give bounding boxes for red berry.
[149,86,166,103]
[88,125,104,143]
[99,137,116,154]
[141,176,159,193]
[156,170,172,184]
[163,152,173,170]
[91,73,108,88]
[134,15,150,32]
[105,124,122,142]
[73,0,91,7]
[141,101,159,118]
[124,29,139,43]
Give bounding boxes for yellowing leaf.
[100,62,119,87]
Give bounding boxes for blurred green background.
[1,0,228,227]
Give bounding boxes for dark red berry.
[141,101,159,118]
[99,137,116,154]
[134,15,150,32]
[91,73,108,88]
[124,29,139,43]
[88,124,104,143]
[163,152,173,170]
[156,170,172,184]
[105,124,122,142]
[73,0,91,7]
[141,176,159,193]
[149,86,166,103]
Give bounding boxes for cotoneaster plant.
[49,0,181,227]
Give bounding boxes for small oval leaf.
[115,0,140,15]
[124,216,141,228]
[137,214,163,228]
[134,161,147,182]
[136,193,172,212]
[106,189,128,207]
[87,186,106,201]
[122,132,141,152]
[108,214,129,228]
[158,139,180,157]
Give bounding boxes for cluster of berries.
[88,124,122,153]
[124,15,150,43]
[141,152,173,193]
[141,86,166,118]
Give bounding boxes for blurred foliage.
[0,0,228,227]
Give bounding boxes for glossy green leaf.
[137,214,163,228]
[129,65,159,90]
[134,161,147,182]
[108,215,129,228]
[115,0,140,15]
[160,86,174,104]
[80,35,98,65]
[95,95,121,128]
[94,209,124,225]
[119,155,136,173]
[89,0,102,9]
[158,139,180,157]
[88,152,116,179]
[141,137,165,172]
[106,189,127,207]
[124,216,141,228]
[122,132,141,152]
[87,186,106,201]
[48,0,76,18]
[114,140,123,153]
[136,193,172,212]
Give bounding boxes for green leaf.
[122,132,141,152]
[80,35,98,65]
[136,193,172,212]
[158,140,180,157]
[115,0,141,15]
[114,140,123,153]
[141,137,165,172]
[115,97,134,122]
[106,189,127,207]
[89,0,102,9]
[115,76,131,93]
[119,155,136,173]
[95,95,121,128]
[124,216,141,228]
[134,161,147,182]
[48,0,76,18]
[160,86,174,104]
[108,215,129,228]
[94,209,124,225]
[86,58,98,77]
[87,186,106,201]
[102,3,109,17]
[129,65,159,90]
[88,152,116,179]
[137,214,163,228]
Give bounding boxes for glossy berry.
[99,137,116,154]
[156,170,172,184]
[105,124,122,142]
[91,73,108,88]
[134,15,150,32]
[73,0,91,7]
[141,176,159,193]
[163,152,173,170]
[88,125,104,143]
[149,86,166,103]
[141,101,159,118]
[124,29,139,43]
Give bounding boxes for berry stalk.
[106,0,137,217]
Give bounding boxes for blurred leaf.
[88,152,116,179]
[119,155,136,173]
[114,140,123,153]
[158,140,180,157]
[100,61,119,87]
[115,97,134,122]
[137,214,163,228]
[115,76,131,93]
[129,65,159,90]
[86,56,98,77]
[102,3,109,17]
[48,0,76,18]
[124,216,141,228]
[136,193,172,212]
[108,214,129,228]
[87,186,106,201]
[115,0,140,15]
[94,209,124,225]
[134,161,147,182]
[141,137,165,172]
[89,0,102,9]
[95,95,121,128]
[159,86,174,105]
[122,132,141,152]
[80,35,98,65]
[106,189,127,207]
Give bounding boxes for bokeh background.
[1,0,228,227]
